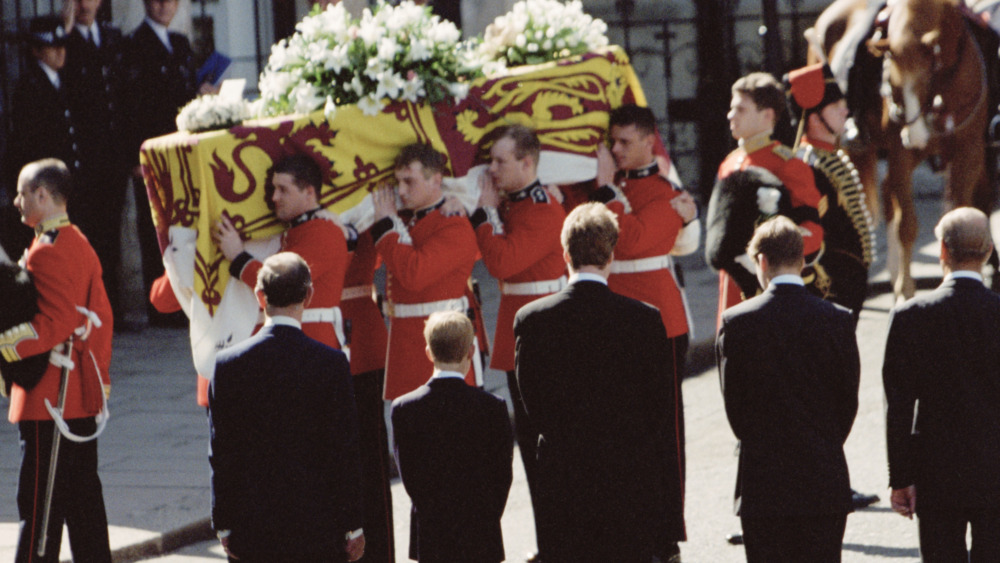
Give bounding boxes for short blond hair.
[423,311,474,364]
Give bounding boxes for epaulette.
[772,144,794,161]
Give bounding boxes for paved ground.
[0,163,978,562]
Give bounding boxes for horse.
[809,0,997,299]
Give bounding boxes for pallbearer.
[470,124,565,561]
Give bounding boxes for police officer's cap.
[26,16,68,48]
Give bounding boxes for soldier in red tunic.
[470,125,565,560]
[340,228,396,563]
[214,154,349,350]
[1,159,112,562]
[591,104,692,562]
[371,144,478,401]
[786,63,875,325]
[708,72,825,322]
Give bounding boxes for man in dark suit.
[717,215,859,562]
[883,207,1000,562]
[514,202,684,563]
[123,0,205,323]
[62,0,129,314]
[391,311,513,563]
[209,252,365,563]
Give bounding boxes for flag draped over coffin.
[139,46,647,378]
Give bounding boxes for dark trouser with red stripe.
[353,370,395,563]
[506,369,547,557]
[16,417,111,563]
[655,333,688,557]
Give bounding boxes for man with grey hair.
[884,207,1000,562]
[210,252,365,562]
[514,202,684,563]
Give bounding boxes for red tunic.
[340,229,388,376]
[149,273,211,407]
[374,204,478,400]
[715,135,825,316]
[3,215,112,422]
[604,167,689,338]
[474,182,566,371]
[234,212,348,349]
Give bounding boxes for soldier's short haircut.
[18,158,72,203]
[494,124,541,165]
[271,154,323,196]
[561,202,619,269]
[423,311,475,365]
[256,252,312,308]
[747,215,803,270]
[394,143,447,178]
[732,72,786,122]
[934,207,993,264]
[608,104,658,137]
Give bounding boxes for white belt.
[610,254,672,274]
[501,276,567,296]
[258,306,346,347]
[341,284,374,301]
[386,296,468,319]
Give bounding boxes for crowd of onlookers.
[0,0,213,328]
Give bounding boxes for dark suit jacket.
[123,21,196,163]
[514,280,684,562]
[391,376,513,563]
[884,276,1000,511]
[717,282,859,518]
[64,22,128,175]
[3,61,82,185]
[209,323,363,561]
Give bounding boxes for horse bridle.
[883,21,988,137]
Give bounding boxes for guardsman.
[2,159,113,562]
[62,0,129,315]
[371,143,478,401]
[2,16,82,258]
[470,124,565,562]
[786,63,875,324]
[592,104,691,563]
[787,63,881,512]
[340,227,396,563]
[708,72,825,320]
[214,154,350,350]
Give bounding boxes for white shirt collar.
[769,274,804,286]
[431,369,466,380]
[264,315,302,329]
[945,271,983,283]
[144,17,172,52]
[568,272,608,286]
[76,23,100,46]
[38,61,60,89]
